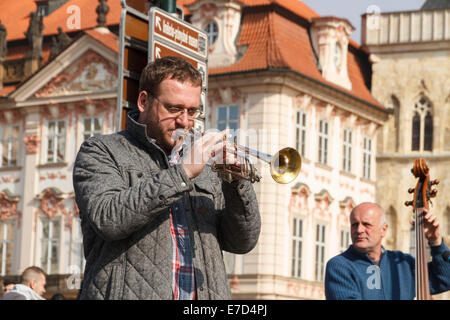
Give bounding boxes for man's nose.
[356,224,365,233]
[176,110,190,128]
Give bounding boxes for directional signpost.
[149,7,208,129]
[116,1,208,131]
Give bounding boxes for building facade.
[182,0,388,299]
[0,0,120,299]
[362,0,450,299]
[0,0,393,300]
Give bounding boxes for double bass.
[404,158,439,300]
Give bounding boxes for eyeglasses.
[147,91,201,119]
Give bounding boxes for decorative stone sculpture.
[0,20,7,59]
[24,11,44,57]
[96,0,110,28]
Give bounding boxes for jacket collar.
[348,245,386,264]
[125,110,170,163]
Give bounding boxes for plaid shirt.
[169,202,196,300]
[150,137,196,300]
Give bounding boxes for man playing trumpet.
[73,56,261,300]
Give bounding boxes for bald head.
[20,266,47,296]
[350,202,386,226]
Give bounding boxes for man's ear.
[381,223,388,238]
[29,279,36,290]
[137,91,149,112]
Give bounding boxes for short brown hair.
[138,56,202,96]
[20,266,46,285]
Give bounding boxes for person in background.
[1,266,46,300]
[325,202,450,299]
[2,279,15,295]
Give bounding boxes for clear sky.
[300,0,426,43]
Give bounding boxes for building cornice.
[209,68,390,124]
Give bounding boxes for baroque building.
[181,0,388,299]
[362,0,450,299]
[0,0,121,299]
[0,0,390,300]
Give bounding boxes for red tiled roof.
[84,28,119,53]
[0,0,121,42]
[0,85,17,97]
[179,0,383,109]
[178,0,319,20]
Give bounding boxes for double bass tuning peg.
[408,188,415,194]
[430,189,438,198]
[404,201,413,207]
[430,179,439,186]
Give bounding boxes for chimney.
[0,20,6,91]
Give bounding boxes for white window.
[83,117,102,140]
[340,229,350,253]
[72,218,85,273]
[342,128,352,172]
[295,111,307,157]
[217,106,239,131]
[314,223,326,282]
[47,120,66,163]
[204,21,218,46]
[0,220,15,276]
[40,218,60,274]
[291,217,303,278]
[1,124,20,167]
[318,119,329,165]
[362,136,372,179]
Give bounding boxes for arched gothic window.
[411,95,433,151]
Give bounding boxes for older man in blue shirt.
[325,202,450,299]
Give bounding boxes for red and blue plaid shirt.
[164,139,196,300]
[169,202,196,300]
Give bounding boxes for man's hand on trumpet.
[178,129,240,180]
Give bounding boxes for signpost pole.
[161,0,176,13]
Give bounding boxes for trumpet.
[213,145,301,184]
[175,129,302,184]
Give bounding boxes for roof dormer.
[187,0,243,68]
[310,17,354,91]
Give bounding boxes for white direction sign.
[150,7,208,59]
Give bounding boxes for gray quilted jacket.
[73,110,261,300]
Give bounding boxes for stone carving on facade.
[35,187,74,229]
[289,182,311,221]
[96,0,110,28]
[338,196,355,226]
[0,109,22,124]
[313,189,333,218]
[41,103,71,120]
[35,50,117,97]
[4,60,25,83]
[23,133,41,155]
[0,189,21,225]
[78,97,113,131]
[49,27,73,60]
[24,11,44,57]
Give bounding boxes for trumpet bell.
[270,147,302,184]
